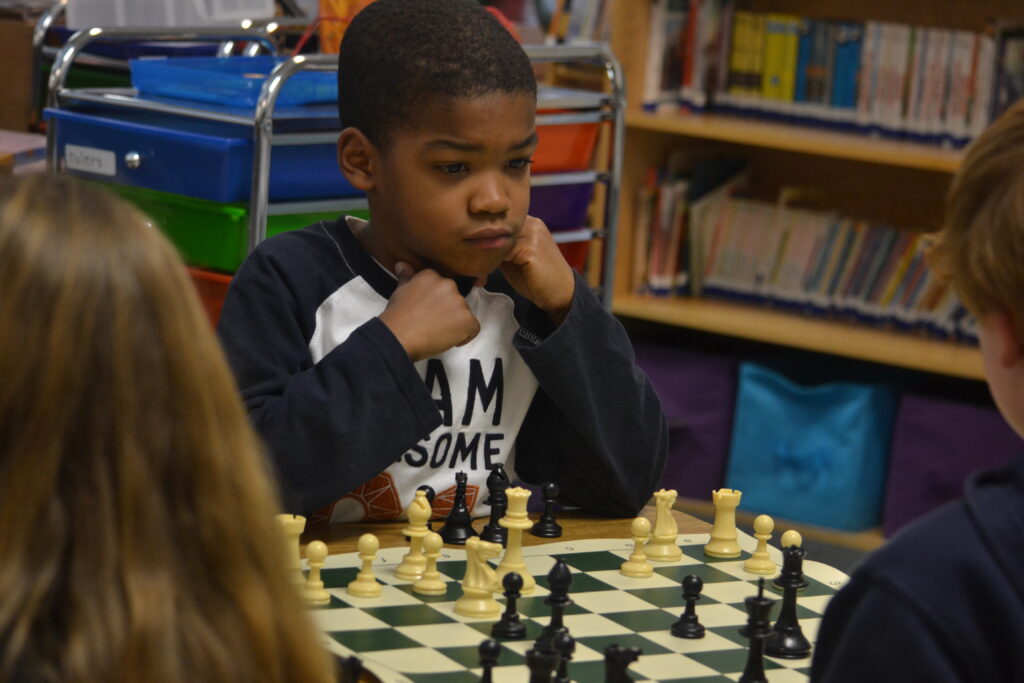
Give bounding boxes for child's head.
[337,0,539,278]
[0,175,333,683]
[931,100,1024,437]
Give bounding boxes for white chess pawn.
[620,516,654,578]
[412,531,447,596]
[346,533,382,598]
[781,529,803,550]
[645,488,683,561]
[743,514,777,575]
[302,539,332,606]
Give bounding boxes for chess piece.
[670,574,705,638]
[619,516,654,578]
[494,487,536,593]
[491,572,527,639]
[603,644,641,683]
[645,488,682,560]
[395,489,432,580]
[301,539,332,606]
[480,466,509,545]
[275,513,307,590]
[478,638,500,683]
[412,531,447,596]
[530,481,563,538]
[337,655,362,683]
[743,514,777,575]
[554,632,575,683]
[773,529,810,591]
[738,578,774,683]
[416,484,436,531]
[705,488,742,558]
[439,471,478,545]
[483,463,510,509]
[765,543,812,659]
[454,537,503,618]
[534,557,573,654]
[526,647,560,683]
[346,533,382,598]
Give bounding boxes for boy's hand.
[501,216,576,325]
[379,262,481,361]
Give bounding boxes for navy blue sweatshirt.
[217,216,667,519]
[811,457,1024,681]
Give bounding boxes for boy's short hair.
[931,99,1024,334]
[337,0,537,148]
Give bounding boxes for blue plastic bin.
[46,107,360,203]
[130,56,338,108]
[725,363,898,531]
[49,27,220,60]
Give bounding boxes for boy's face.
[366,91,537,278]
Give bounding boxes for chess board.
[307,531,848,682]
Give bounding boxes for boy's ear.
[337,128,378,191]
[989,310,1024,368]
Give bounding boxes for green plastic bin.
[94,181,368,273]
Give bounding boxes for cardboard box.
[0,13,36,132]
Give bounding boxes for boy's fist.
[501,216,576,325]
[379,261,481,361]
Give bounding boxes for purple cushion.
[634,342,738,501]
[883,393,1024,536]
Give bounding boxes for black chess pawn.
[478,638,500,683]
[765,545,812,659]
[480,466,509,545]
[738,578,775,683]
[530,481,563,538]
[526,647,560,683]
[438,471,478,545]
[671,574,705,638]
[416,485,436,531]
[553,632,575,683]
[491,572,527,640]
[603,644,641,683]
[534,557,574,653]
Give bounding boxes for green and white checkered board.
[306,531,848,682]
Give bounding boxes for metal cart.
[45,29,624,307]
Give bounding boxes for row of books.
[546,0,611,45]
[643,0,1024,147]
[632,162,975,341]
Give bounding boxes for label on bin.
[65,145,115,177]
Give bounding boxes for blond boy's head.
[932,99,1024,436]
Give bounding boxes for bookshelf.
[615,295,986,379]
[608,0,1024,380]
[625,111,964,173]
[608,0,1024,549]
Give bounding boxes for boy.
[810,101,1024,680]
[217,0,667,522]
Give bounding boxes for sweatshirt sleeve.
[811,571,969,683]
[511,272,668,517]
[216,243,442,514]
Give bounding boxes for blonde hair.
[931,99,1024,335]
[0,175,335,683]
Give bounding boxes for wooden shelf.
[626,111,964,174]
[673,496,887,553]
[613,294,985,380]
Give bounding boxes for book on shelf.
[634,174,975,340]
[640,2,1024,147]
